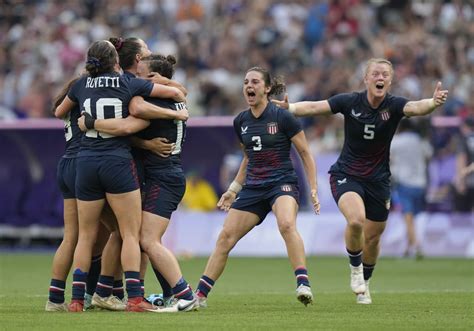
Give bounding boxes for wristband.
[288,103,296,113]
[228,181,242,194]
[84,112,96,130]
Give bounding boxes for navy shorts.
[75,156,140,201]
[330,173,390,222]
[231,182,300,224]
[396,184,425,215]
[57,157,77,199]
[142,171,186,219]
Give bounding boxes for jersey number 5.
[83,98,123,138]
[363,124,375,140]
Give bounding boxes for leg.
[70,198,104,308]
[106,190,142,274]
[272,195,313,306]
[272,195,304,270]
[403,212,417,255]
[203,209,259,281]
[140,212,182,289]
[337,192,366,294]
[139,252,148,297]
[338,192,366,252]
[362,220,386,267]
[106,189,154,311]
[196,209,259,301]
[46,199,78,311]
[51,199,78,281]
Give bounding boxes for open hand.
[217,191,237,212]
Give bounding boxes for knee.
[278,221,296,237]
[216,230,237,254]
[347,216,364,232]
[365,233,381,247]
[139,235,153,253]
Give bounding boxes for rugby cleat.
[45,300,68,312]
[126,297,158,312]
[296,284,313,306]
[68,300,84,312]
[91,293,126,311]
[152,296,198,313]
[356,281,372,304]
[350,264,366,294]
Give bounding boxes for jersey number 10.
[83,98,123,139]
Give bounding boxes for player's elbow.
[129,98,143,117]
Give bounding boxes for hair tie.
[116,38,124,51]
[86,57,101,68]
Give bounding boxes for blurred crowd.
[0,0,472,212]
[1,0,472,119]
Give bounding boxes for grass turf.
[0,254,472,330]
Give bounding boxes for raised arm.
[129,96,189,121]
[403,81,449,117]
[79,113,150,136]
[217,145,248,212]
[271,94,332,117]
[291,131,320,214]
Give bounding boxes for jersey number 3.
[363,124,375,140]
[252,136,262,151]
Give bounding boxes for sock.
[124,271,141,299]
[113,279,124,300]
[140,279,145,297]
[49,279,66,303]
[95,275,114,298]
[347,249,362,267]
[86,255,102,296]
[196,275,215,298]
[363,263,375,281]
[152,267,173,298]
[72,269,88,301]
[294,267,310,287]
[172,277,193,301]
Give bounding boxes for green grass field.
[0,254,472,330]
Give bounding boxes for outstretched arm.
[291,131,320,214]
[78,113,150,136]
[271,94,332,117]
[403,81,448,117]
[129,96,189,121]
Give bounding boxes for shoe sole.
[297,294,313,306]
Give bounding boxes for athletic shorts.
[57,157,77,199]
[329,172,390,221]
[142,171,186,219]
[395,184,425,215]
[75,155,140,201]
[231,182,300,224]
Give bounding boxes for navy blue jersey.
[328,91,408,181]
[233,102,302,187]
[62,104,82,158]
[68,72,153,158]
[136,98,186,173]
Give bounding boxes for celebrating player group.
[48,36,448,313]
